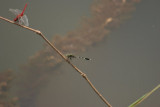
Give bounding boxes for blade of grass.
[129,84,160,107]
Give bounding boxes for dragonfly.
[9,3,29,26]
[66,54,91,61]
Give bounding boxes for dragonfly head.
[14,18,18,22]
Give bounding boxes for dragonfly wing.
[18,18,23,25]
[9,9,22,16]
[19,15,29,26]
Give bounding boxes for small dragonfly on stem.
[9,3,29,26]
[66,54,91,61]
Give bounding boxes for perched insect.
[9,3,29,26]
[66,54,91,61]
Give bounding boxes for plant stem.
[0,16,112,107]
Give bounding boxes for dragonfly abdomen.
[78,56,91,60]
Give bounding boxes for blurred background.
[0,0,160,107]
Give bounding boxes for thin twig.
[0,16,112,107]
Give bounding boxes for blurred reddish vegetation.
[0,0,141,107]
[0,70,19,107]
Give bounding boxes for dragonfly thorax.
[14,15,21,21]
